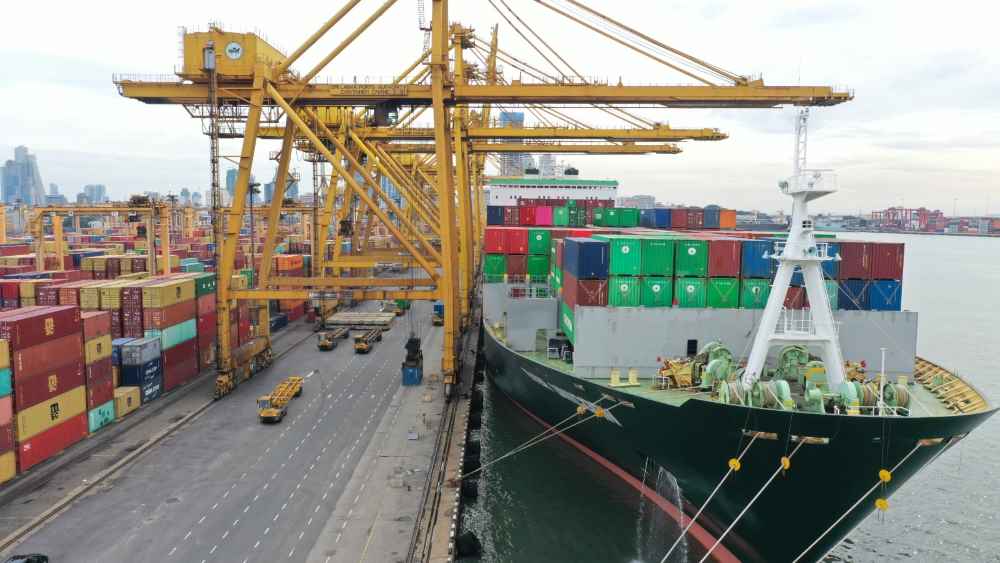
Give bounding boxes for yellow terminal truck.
[257,374,307,423]
[353,329,382,354]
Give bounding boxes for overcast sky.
[1,0,997,214]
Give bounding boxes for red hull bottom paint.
[504,395,740,563]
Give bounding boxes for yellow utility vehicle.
[317,327,349,351]
[257,375,304,423]
[353,329,382,354]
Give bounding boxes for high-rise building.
[498,111,529,177]
[180,188,191,205]
[262,181,274,204]
[83,184,108,203]
[192,192,203,207]
[49,183,59,196]
[225,168,239,199]
[1,146,46,204]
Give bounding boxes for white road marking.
[184,531,192,540]
[210,545,217,555]
[168,547,176,556]
[254,540,261,549]
[233,519,240,527]
[198,516,206,524]
[264,526,271,535]
[222,530,229,540]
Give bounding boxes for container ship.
[480,168,995,560]
[0,218,315,486]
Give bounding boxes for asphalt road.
[12,300,439,563]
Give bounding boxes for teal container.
[0,368,10,397]
[145,318,197,351]
[88,400,116,434]
[192,272,217,296]
[824,280,839,309]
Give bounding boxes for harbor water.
[466,233,1000,562]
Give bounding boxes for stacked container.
[81,311,115,434]
[559,238,610,343]
[0,306,87,472]
[119,337,163,404]
[0,341,13,485]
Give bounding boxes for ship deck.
[493,326,990,418]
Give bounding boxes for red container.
[568,229,591,238]
[686,209,704,229]
[13,360,85,412]
[838,241,873,279]
[502,207,519,226]
[0,422,12,455]
[554,239,564,269]
[86,369,114,410]
[86,356,112,384]
[484,227,506,253]
[783,287,806,309]
[0,306,81,350]
[196,293,216,315]
[506,254,527,276]
[670,209,689,229]
[549,229,569,240]
[504,228,529,254]
[198,311,218,339]
[37,285,62,306]
[143,299,196,330]
[0,281,19,301]
[17,412,87,472]
[518,206,536,226]
[81,310,112,341]
[707,239,742,277]
[199,341,216,369]
[585,207,594,225]
[871,243,904,280]
[164,356,200,392]
[12,334,83,381]
[122,309,144,338]
[562,271,608,308]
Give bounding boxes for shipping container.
[553,206,569,226]
[484,227,505,253]
[592,235,641,276]
[84,334,113,365]
[502,206,519,226]
[740,240,775,278]
[674,278,707,308]
[0,339,7,370]
[838,279,870,310]
[196,293,216,315]
[486,206,505,226]
[535,206,553,226]
[505,254,527,277]
[0,451,13,485]
[740,278,772,309]
[12,333,82,381]
[871,243,905,280]
[703,207,721,229]
[783,287,806,309]
[111,337,134,366]
[88,400,115,434]
[619,208,640,227]
[81,310,112,340]
[675,240,709,277]
[0,305,81,350]
[0,368,9,397]
[603,208,621,227]
[0,396,9,430]
[838,241,873,279]
[120,337,161,366]
[641,277,673,307]
[608,276,641,307]
[13,360,85,412]
[559,301,575,345]
[525,255,550,279]
[639,237,674,277]
[822,242,841,279]
[142,279,196,308]
[504,228,529,254]
[562,238,609,280]
[120,358,162,404]
[16,412,87,472]
[805,280,840,309]
[15,386,87,442]
[707,239,741,278]
[707,278,740,308]
[143,298,196,330]
[719,209,737,230]
[86,367,115,411]
[114,386,141,419]
[527,229,551,255]
[869,280,902,311]
[640,208,670,229]
[562,272,607,308]
[145,318,197,351]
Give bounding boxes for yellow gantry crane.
[114,0,850,398]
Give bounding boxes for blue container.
[0,367,11,397]
[402,365,423,386]
[838,280,870,310]
[112,338,136,366]
[640,209,670,229]
[869,280,902,311]
[703,207,721,229]
[121,337,161,366]
[562,237,609,280]
[741,240,774,278]
[120,358,163,404]
[486,206,506,226]
[433,302,444,316]
[270,313,288,332]
[791,242,841,285]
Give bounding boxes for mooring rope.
[459,400,623,480]
[658,431,763,563]
[697,440,807,563]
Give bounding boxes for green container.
[0,368,11,397]
[549,270,563,295]
[608,276,641,307]
[240,268,255,288]
[88,400,115,434]
[707,277,740,308]
[526,255,550,278]
[394,298,411,309]
[145,318,197,351]
[593,235,642,275]
[552,265,563,287]
[604,208,621,227]
[181,263,205,273]
[592,208,605,226]
[483,254,507,277]
[192,272,217,296]
[641,277,673,307]
[740,278,772,309]
[674,278,707,308]
[568,207,583,227]
[619,208,640,227]
[824,280,839,309]
[553,207,570,226]
[559,301,575,344]
[528,228,551,255]
[675,239,708,277]
[641,237,675,276]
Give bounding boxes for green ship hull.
[483,327,996,562]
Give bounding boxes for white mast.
[742,109,846,390]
